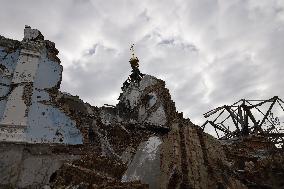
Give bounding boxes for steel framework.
[202,96,284,148]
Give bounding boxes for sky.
[0,0,284,126]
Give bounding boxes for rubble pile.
[221,136,284,189]
[0,27,284,189]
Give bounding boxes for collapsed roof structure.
[202,96,284,147]
[0,27,283,189]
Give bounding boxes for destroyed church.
[0,26,284,189]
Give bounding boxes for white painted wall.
[26,49,83,144]
[33,52,62,89]
[27,102,82,144]
[0,47,28,128]
[0,29,83,144]
[0,47,20,74]
[12,49,41,84]
[0,85,28,126]
[0,47,20,88]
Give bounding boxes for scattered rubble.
[0,27,284,189]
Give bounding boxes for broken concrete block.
[23,25,44,41]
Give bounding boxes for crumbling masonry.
[0,27,283,189]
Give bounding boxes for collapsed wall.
[0,26,82,144]
[0,27,283,189]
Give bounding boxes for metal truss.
[202,96,284,148]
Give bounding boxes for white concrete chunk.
[24,26,43,41]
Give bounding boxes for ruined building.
[0,27,283,189]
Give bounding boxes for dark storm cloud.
[1,0,284,126]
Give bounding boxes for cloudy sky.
[1,0,284,126]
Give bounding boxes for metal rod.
[259,98,277,129]
[246,100,275,126]
[225,106,240,132]
[247,96,277,109]
[213,109,225,123]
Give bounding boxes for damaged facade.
[0,26,82,144]
[0,27,283,189]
